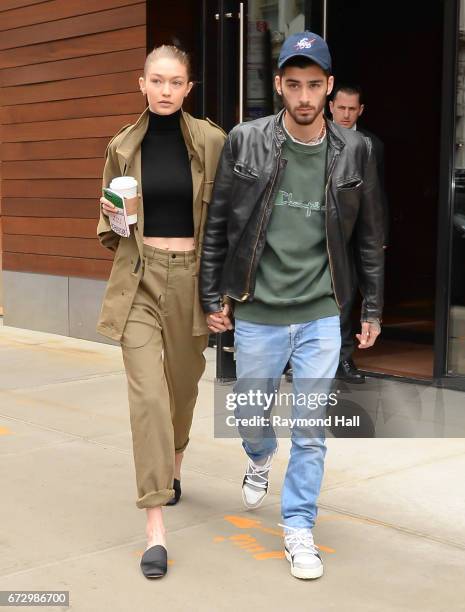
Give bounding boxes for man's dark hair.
[278,56,330,78]
[331,83,364,105]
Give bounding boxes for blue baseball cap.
[278,31,332,73]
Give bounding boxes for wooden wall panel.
[3,235,113,260]
[1,115,138,142]
[3,252,112,279]
[0,4,145,50]
[3,179,102,198]
[0,0,146,280]
[0,1,49,12]
[1,93,143,124]
[3,217,98,238]
[3,159,103,180]
[0,0,142,31]
[2,198,99,218]
[0,71,142,105]
[0,26,145,69]
[1,139,109,161]
[0,48,146,87]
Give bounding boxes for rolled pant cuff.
[282,517,315,530]
[136,488,175,509]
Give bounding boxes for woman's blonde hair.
[143,45,192,80]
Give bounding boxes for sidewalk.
[1,321,464,612]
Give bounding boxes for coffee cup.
[109,176,138,224]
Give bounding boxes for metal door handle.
[215,12,236,20]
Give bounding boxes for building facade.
[0,0,464,389]
[0,0,147,340]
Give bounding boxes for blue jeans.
[233,315,341,529]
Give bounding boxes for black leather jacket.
[200,110,384,321]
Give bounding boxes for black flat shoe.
[140,545,167,578]
[165,478,181,506]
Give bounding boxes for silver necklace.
[283,115,326,146]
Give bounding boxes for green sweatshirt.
[235,133,339,325]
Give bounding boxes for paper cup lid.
[110,176,138,190]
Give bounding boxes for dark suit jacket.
[358,127,389,246]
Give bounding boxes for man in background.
[330,84,388,383]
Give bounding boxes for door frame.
[434,0,465,390]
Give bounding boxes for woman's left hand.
[100,196,117,217]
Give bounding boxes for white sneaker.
[241,447,277,509]
[279,524,324,579]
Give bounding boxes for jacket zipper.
[240,150,284,301]
[324,150,341,308]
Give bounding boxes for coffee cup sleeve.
[124,195,139,216]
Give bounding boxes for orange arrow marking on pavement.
[224,515,261,529]
[254,551,285,560]
[223,515,335,554]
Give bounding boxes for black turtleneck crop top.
[141,109,194,237]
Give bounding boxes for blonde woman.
[97,45,226,578]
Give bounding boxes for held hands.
[206,304,234,333]
[356,320,381,349]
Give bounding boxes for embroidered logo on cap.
[295,37,316,50]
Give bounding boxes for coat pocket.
[120,320,157,349]
[233,162,259,181]
[336,176,363,191]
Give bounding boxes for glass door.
[202,0,313,380]
[202,0,245,132]
[245,0,308,121]
[202,1,310,129]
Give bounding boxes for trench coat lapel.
[181,110,204,218]
[114,109,148,262]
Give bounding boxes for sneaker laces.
[244,455,273,490]
[278,524,319,556]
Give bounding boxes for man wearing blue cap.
[200,32,384,579]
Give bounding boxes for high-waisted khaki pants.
[120,244,208,508]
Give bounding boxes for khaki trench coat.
[96,107,226,341]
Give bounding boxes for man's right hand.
[206,304,234,333]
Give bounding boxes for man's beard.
[282,96,325,125]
